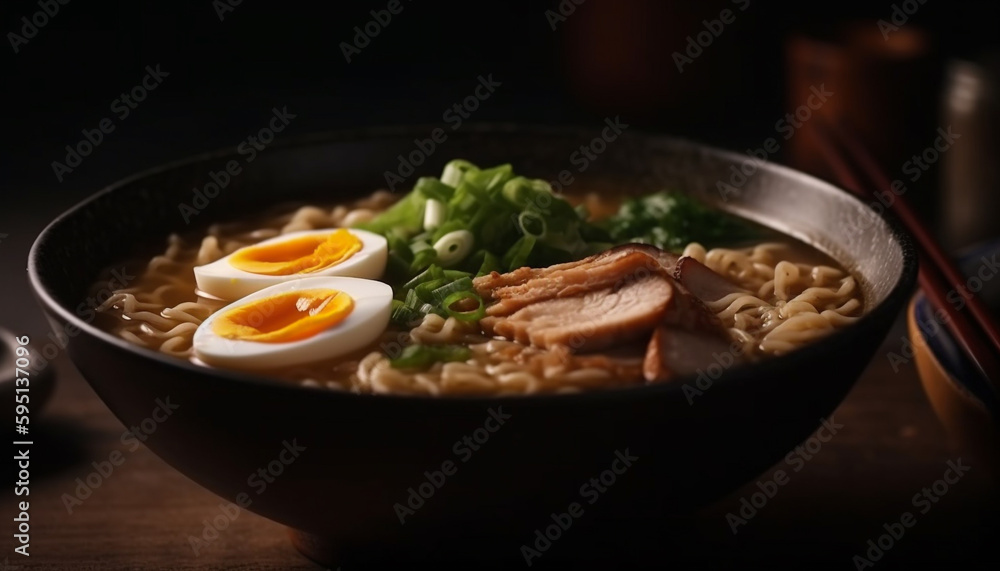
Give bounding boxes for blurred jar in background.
[785,23,942,232]
[557,0,749,130]
[941,56,1000,250]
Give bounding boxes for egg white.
[192,276,393,370]
[194,228,388,300]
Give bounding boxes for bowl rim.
[27,123,920,404]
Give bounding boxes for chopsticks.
[812,117,1000,396]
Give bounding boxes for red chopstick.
[812,117,1000,395]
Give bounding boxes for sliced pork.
[473,243,678,297]
[481,272,675,352]
[483,249,667,318]
[672,256,749,303]
[642,280,736,383]
[474,244,743,384]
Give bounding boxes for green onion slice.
[441,160,477,188]
[430,277,475,305]
[503,235,536,270]
[442,290,486,322]
[518,210,547,239]
[389,344,472,369]
[433,229,474,267]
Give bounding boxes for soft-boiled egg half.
[193,276,393,370]
[194,228,387,300]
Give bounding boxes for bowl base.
[288,528,340,567]
[286,513,700,568]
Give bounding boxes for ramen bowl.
[28,126,917,566]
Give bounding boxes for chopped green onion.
[501,176,532,208]
[413,177,454,202]
[418,302,446,317]
[518,210,547,239]
[403,288,420,308]
[477,251,501,276]
[430,219,469,243]
[402,267,433,291]
[503,235,536,270]
[363,160,630,352]
[465,164,513,193]
[415,278,449,303]
[354,188,425,236]
[430,277,475,305]
[433,229,474,267]
[411,230,433,242]
[448,183,480,215]
[390,299,423,327]
[502,177,552,209]
[410,248,437,271]
[441,160,477,188]
[443,291,486,322]
[423,198,446,230]
[410,240,432,254]
[389,344,472,369]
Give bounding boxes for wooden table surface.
[2,211,999,570]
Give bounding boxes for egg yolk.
[228,229,362,276]
[212,288,354,343]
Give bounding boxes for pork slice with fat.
[672,256,749,304]
[481,272,676,353]
[473,243,679,300]
[643,278,741,383]
[485,250,666,317]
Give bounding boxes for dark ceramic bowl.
[28,126,916,566]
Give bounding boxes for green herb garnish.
[602,191,764,253]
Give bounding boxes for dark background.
[3,1,1000,569]
[4,0,1000,213]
